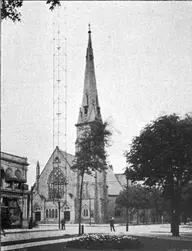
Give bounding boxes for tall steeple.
[77,24,102,125]
[75,25,108,224]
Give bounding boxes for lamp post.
[89,195,91,226]
[30,185,34,227]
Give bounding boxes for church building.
[32,26,125,224]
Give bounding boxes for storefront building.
[0,152,29,228]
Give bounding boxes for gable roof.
[106,167,123,196]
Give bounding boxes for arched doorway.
[35,205,41,222]
[63,205,70,221]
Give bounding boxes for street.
[1,224,192,251]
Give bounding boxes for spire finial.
[88,23,91,33]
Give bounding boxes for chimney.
[36,161,40,193]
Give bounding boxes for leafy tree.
[1,0,60,22]
[125,114,192,236]
[116,184,169,223]
[116,185,150,212]
[181,183,192,224]
[148,186,170,223]
[72,120,112,235]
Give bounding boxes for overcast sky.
[2,1,192,187]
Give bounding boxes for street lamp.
[89,195,91,226]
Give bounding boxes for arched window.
[64,205,70,211]
[48,168,66,200]
[49,209,51,218]
[115,210,121,217]
[35,205,40,212]
[6,168,12,174]
[46,209,48,218]
[86,93,89,106]
[83,208,88,217]
[55,209,58,218]
[52,209,54,218]
[15,169,21,178]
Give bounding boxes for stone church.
[32,27,126,224]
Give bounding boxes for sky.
[2,1,192,188]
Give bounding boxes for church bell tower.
[75,25,108,224]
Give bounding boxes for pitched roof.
[106,167,123,195]
[115,173,127,187]
[59,149,75,168]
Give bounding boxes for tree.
[116,184,168,224]
[148,186,170,223]
[72,120,112,235]
[125,114,192,236]
[1,0,60,22]
[180,183,192,224]
[116,184,150,212]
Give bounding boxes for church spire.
[77,24,102,125]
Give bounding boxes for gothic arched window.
[86,93,89,106]
[49,209,51,218]
[83,206,89,217]
[52,209,54,218]
[55,209,58,218]
[48,168,66,200]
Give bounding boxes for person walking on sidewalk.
[61,218,66,230]
[109,217,115,232]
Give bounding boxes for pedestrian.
[109,217,115,232]
[61,218,66,230]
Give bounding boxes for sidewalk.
[1,224,192,251]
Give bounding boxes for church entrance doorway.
[35,205,41,222]
[63,205,70,221]
[35,211,41,221]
